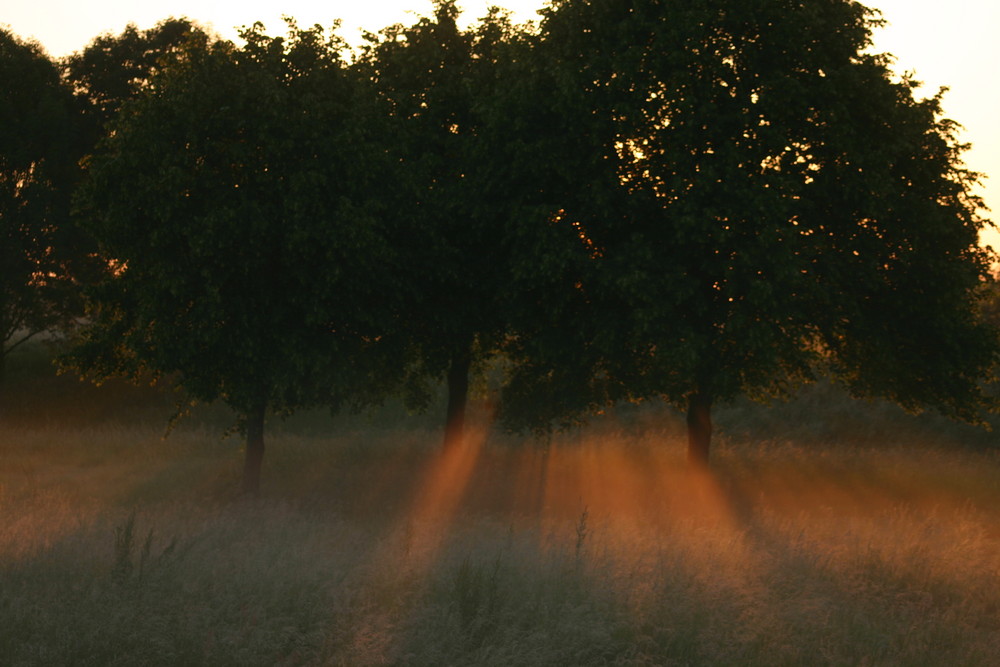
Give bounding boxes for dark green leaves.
[1,30,101,378]
[74,24,399,420]
[500,0,997,432]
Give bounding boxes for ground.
[2,341,999,665]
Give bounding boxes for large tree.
[72,21,400,494]
[500,0,998,463]
[359,1,525,449]
[0,30,100,394]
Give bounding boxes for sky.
[4,0,998,247]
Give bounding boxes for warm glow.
[5,409,1000,663]
[344,428,486,661]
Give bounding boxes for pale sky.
[3,0,998,247]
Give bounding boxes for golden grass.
[2,413,999,665]
[2,345,999,664]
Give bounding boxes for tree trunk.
[686,391,713,467]
[242,404,266,496]
[0,350,6,422]
[443,345,472,450]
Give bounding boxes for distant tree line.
[2,0,997,494]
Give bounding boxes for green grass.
[2,341,999,665]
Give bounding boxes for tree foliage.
[73,21,400,493]
[62,17,210,132]
[0,29,100,385]
[67,0,999,488]
[359,1,525,447]
[499,0,998,461]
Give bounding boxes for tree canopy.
[0,29,101,391]
[62,17,211,133]
[359,1,527,448]
[73,22,402,493]
[58,0,999,492]
[499,0,998,462]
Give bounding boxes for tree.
[359,2,525,449]
[500,0,998,463]
[0,29,100,397]
[62,17,210,133]
[0,18,209,399]
[72,21,400,494]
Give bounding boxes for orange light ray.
[343,426,487,661]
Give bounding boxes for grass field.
[2,342,999,665]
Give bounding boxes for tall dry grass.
[1,342,999,665]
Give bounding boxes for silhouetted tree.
[500,0,998,463]
[360,2,524,449]
[72,21,400,494]
[62,17,210,134]
[0,29,101,397]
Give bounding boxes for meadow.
[2,342,999,665]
